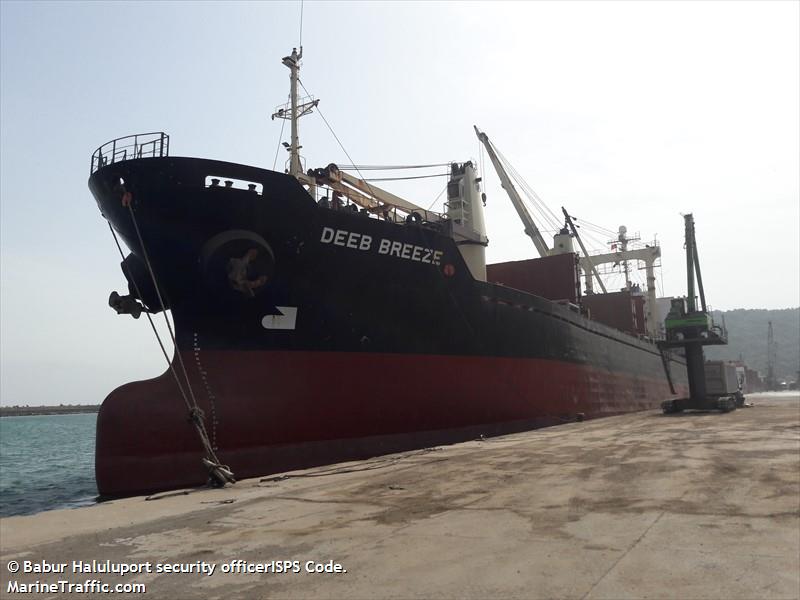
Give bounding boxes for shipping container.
[486,253,580,304]
[582,290,646,336]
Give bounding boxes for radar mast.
[272,47,319,185]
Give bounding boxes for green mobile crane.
[659,214,738,413]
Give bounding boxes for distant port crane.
[766,321,777,391]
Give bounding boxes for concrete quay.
[1,392,798,599]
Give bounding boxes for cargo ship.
[89,48,688,497]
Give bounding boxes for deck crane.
[273,51,489,279]
[311,163,443,222]
[658,214,737,413]
[561,208,607,294]
[310,162,489,280]
[474,126,663,336]
[474,126,550,258]
[273,50,462,227]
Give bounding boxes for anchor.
[108,291,146,319]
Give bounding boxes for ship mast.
[272,47,318,184]
[287,48,301,177]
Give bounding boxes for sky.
[1,1,798,406]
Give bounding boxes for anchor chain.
[193,332,219,450]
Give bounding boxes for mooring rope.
[106,204,235,488]
[107,223,192,410]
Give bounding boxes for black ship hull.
[90,156,688,496]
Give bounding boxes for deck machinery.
[659,214,738,413]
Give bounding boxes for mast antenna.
[299,0,304,49]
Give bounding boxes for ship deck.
[1,392,798,599]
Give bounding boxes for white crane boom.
[474,126,550,258]
[311,163,442,221]
[338,170,440,220]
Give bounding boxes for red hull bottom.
[96,350,686,497]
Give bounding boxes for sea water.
[0,413,97,517]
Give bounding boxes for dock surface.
[2,392,798,599]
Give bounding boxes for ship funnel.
[445,162,488,281]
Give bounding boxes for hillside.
[706,308,799,382]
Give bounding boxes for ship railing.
[90,132,170,175]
